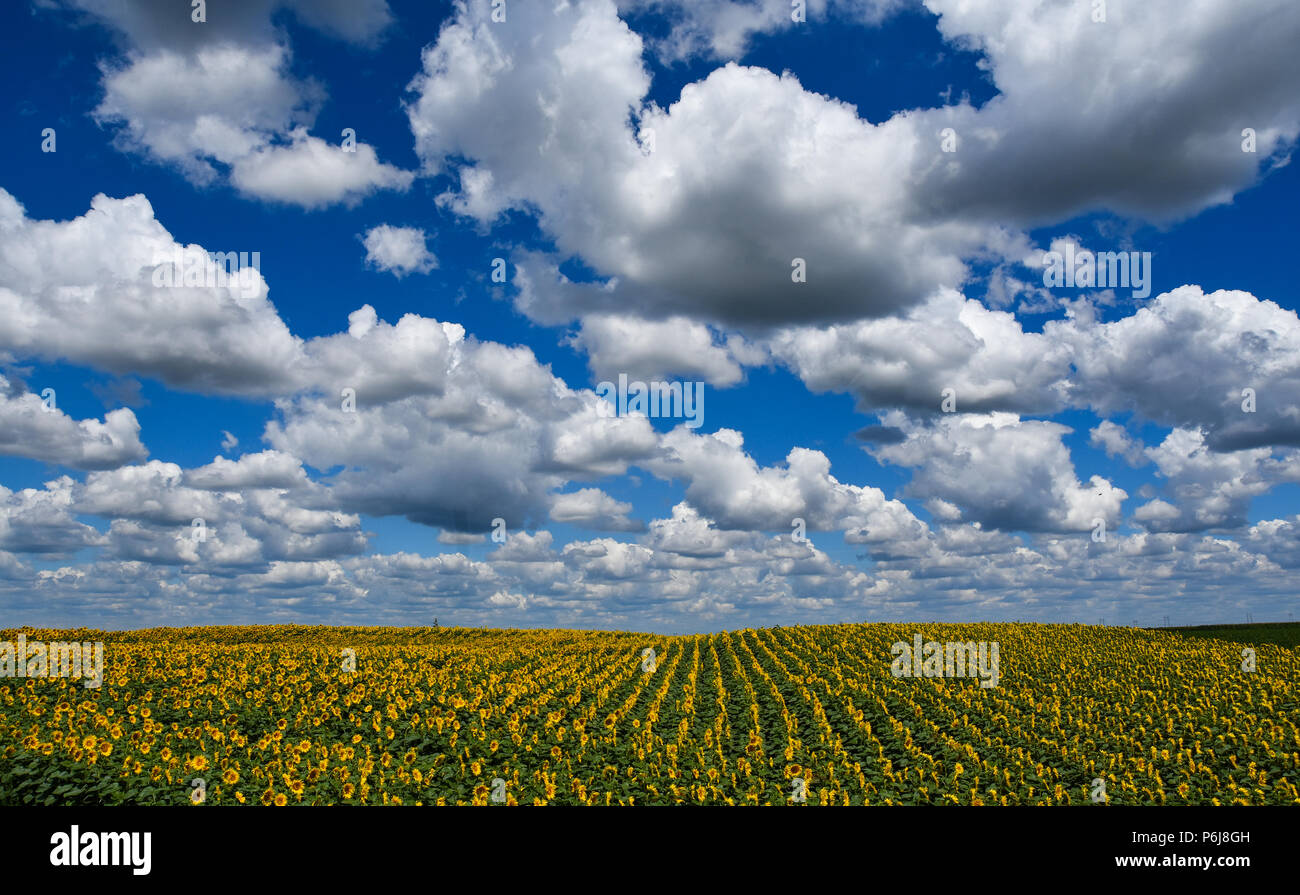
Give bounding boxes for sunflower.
[342,783,356,799]
[273,793,288,807]
[223,768,240,785]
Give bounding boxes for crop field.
[1,623,1296,806]
[1152,622,1300,650]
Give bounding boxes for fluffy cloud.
[6,501,1295,628]
[0,374,148,469]
[549,488,644,531]
[84,460,365,567]
[915,0,1300,224]
[1089,420,1148,467]
[360,225,438,278]
[647,426,929,541]
[75,0,410,206]
[185,450,309,490]
[417,32,980,326]
[6,187,1298,581]
[570,314,761,386]
[616,0,907,61]
[409,0,1300,333]
[771,288,1071,414]
[0,477,103,556]
[265,310,660,532]
[1132,428,1300,532]
[776,284,1300,467]
[93,42,317,185]
[1240,516,1300,570]
[1062,286,1300,451]
[8,0,1299,631]
[0,191,665,539]
[0,190,302,395]
[230,132,414,208]
[62,0,393,51]
[0,195,492,403]
[869,411,1127,533]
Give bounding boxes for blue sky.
[1,0,1298,632]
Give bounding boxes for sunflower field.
[1,623,1296,805]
